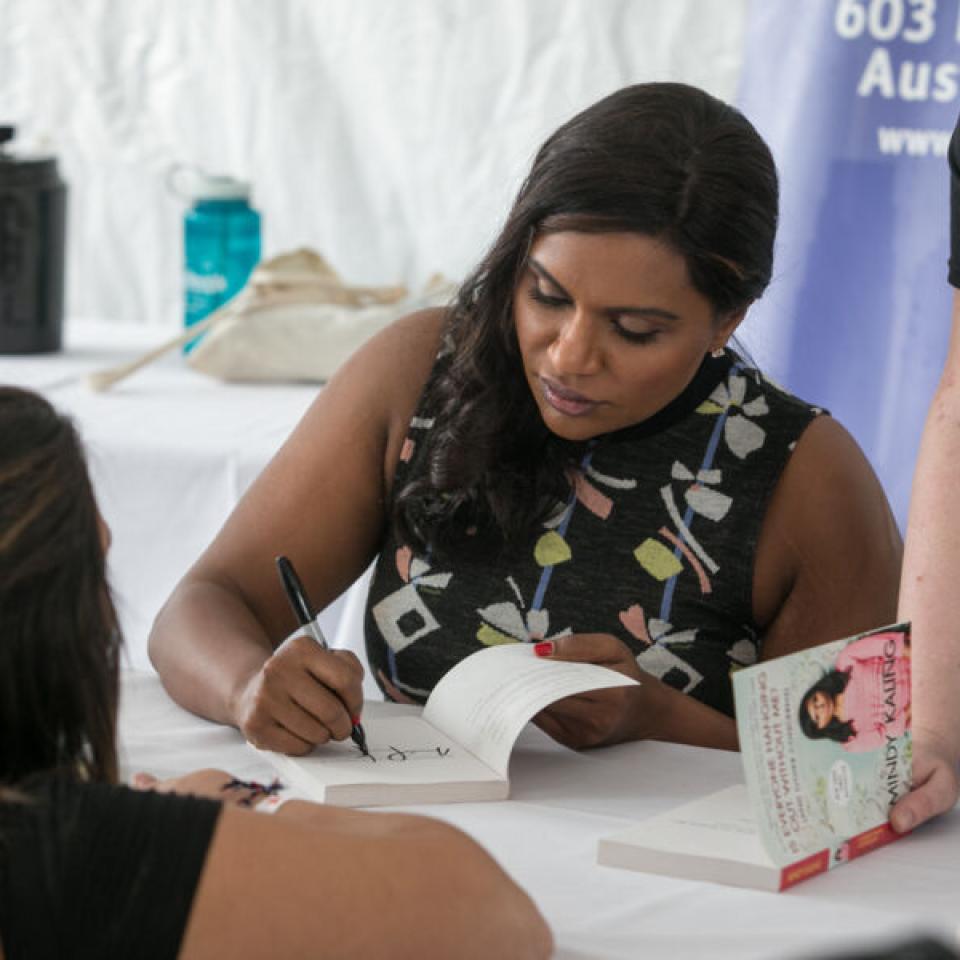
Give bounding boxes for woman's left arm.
[533,417,902,753]
[753,415,903,664]
[659,415,901,747]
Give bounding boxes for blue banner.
[737,0,958,528]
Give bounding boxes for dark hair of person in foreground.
[0,385,120,792]
[0,386,551,960]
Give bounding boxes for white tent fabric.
[4,1,952,534]
[0,0,747,328]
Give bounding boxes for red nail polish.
[351,714,362,725]
[534,640,554,657]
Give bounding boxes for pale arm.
[891,290,960,831]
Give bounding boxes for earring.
[710,346,726,359]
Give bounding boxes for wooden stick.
[85,313,221,392]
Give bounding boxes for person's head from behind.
[454,81,779,442]
[0,387,119,787]
[798,670,853,743]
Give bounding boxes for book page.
[732,622,911,868]
[598,784,781,890]
[422,643,638,779]
[255,715,505,803]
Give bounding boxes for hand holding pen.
[275,555,370,757]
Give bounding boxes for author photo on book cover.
[798,630,911,753]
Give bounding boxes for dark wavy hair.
[0,387,120,790]
[798,670,855,743]
[394,82,779,555]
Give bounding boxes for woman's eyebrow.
[528,258,570,297]
[528,257,679,322]
[613,305,680,322]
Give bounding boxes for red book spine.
[778,821,902,890]
[845,821,901,859]
[779,849,830,890]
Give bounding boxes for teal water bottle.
[178,170,261,352]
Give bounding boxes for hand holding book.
[599,622,913,891]
[534,632,738,752]
[890,733,960,834]
[531,633,654,749]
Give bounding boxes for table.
[119,670,960,960]
[0,319,356,670]
[8,324,960,958]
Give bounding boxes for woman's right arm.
[148,310,446,752]
[890,121,960,832]
[180,803,553,960]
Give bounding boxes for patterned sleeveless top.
[364,349,823,717]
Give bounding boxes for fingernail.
[351,714,362,725]
[894,811,914,833]
[534,640,554,657]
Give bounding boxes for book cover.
[598,622,911,890]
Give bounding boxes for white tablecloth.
[7,325,960,958]
[0,319,358,670]
[118,670,960,960]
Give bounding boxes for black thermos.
[0,125,67,354]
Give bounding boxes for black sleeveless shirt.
[364,350,822,718]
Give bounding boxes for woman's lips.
[539,376,599,417]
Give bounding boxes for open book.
[255,643,637,807]
[598,622,911,891]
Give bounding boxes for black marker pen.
[275,554,370,757]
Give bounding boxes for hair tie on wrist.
[222,777,284,807]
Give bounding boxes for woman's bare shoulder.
[764,414,900,540]
[753,414,903,658]
[289,306,448,484]
[347,306,447,379]
[347,306,448,471]
[372,306,447,399]
[325,306,447,427]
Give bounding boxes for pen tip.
[353,725,370,757]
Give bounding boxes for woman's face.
[513,230,743,443]
[807,691,835,729]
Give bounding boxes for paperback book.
[598,622,911,891]
[255,642,637,807]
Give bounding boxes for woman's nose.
[548,309,602,376]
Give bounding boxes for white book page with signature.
[423,644,638,778]
[258,715,497,789]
